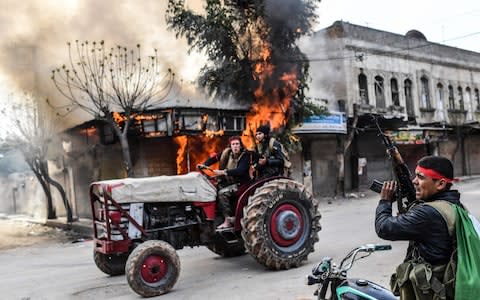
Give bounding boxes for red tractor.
[90,170,321,297]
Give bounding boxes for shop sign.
[386,130,424,144]
[294,111,347,134]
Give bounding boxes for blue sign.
[293,111,347,134]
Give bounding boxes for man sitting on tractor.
[254,124,286,178]
[198,136,253,229]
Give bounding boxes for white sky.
[315,0,480,53]
[1,0,479,134]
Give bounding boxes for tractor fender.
[233,176,287,231]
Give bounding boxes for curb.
[45,218,93,238]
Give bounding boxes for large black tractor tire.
[125,240,180,297]
[93,251,128,276]
[241,178,321,270]
[207,232,246,257]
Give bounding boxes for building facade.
[300,21,480,195]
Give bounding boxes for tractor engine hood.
[91,172,217,203]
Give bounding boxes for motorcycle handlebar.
[374,244,392,251]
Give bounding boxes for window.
[101,123,115,144]
[436,83,445,121]
[475,88,480,110]
[448,85,455,109]
[404,79,414,117]
[458,87,464,110]
[141,117,168,137]
[358,73,369,104]
[391,78,399,106]
[222,115,245,131]
[420,76,431,109]
[466,87,473,120]
[374,75,385,108]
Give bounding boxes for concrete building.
[299,21,480,196]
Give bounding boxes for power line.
[444,31,480,42]
[305,30,480,63]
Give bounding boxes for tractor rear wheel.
[125,240,180,297]
[241,178,321,270]
[93,251,128,276]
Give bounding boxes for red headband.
[415,166,459,183]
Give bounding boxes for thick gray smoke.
[0,0,206,128]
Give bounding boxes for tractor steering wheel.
[196,164,219,185]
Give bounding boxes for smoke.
[0,0,206,128]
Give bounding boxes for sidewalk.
[0,213,93,238]
[45,217,93,237]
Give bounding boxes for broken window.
[141,116,168,137]
[404,79,414,118]
[358,73,369,104]
[448,85,455,109]
[436,83,445,121]
[176,110,218,132]
[222,115,245,132]
[374,75,385,108]
[420,76,431,109]
[391,78,399,106]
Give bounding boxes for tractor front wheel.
[125,240,180,297]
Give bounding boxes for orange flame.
[173,135,223,174]
[79,127,97,137]
[242,42,298,150]
[174,136,188,174]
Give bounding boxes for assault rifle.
[369,115,416,213]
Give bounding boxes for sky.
[315,0,480,53]
[0,0,479,133]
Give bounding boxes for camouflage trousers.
[217,183,239,217]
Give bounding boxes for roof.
[316,20,480,67]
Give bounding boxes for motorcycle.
[306,244,397,300]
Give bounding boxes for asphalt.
[10,174,480,238]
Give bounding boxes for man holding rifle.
[253,124,285,178]
[375,155,463,300]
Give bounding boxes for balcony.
[447,109,467,126]
[419,107,436,124]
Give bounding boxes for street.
[1,179,479,300]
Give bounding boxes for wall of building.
[0,172,46,218]
[133,138,178,177]
[310,135,338,196]
[465,132,480,175]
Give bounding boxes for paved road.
[1,179,479,300]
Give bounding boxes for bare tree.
[0,94,73,222]
[51,41,175,177]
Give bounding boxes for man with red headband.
[375,156,463,300]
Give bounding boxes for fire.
[174,136,188,174]
[242,42,298,150]
[173,135,223,174]
[79,126,97,137]
[113,111,125,123]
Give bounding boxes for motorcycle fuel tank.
[337,278,397,300]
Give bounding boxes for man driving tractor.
[198,136,253,229]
